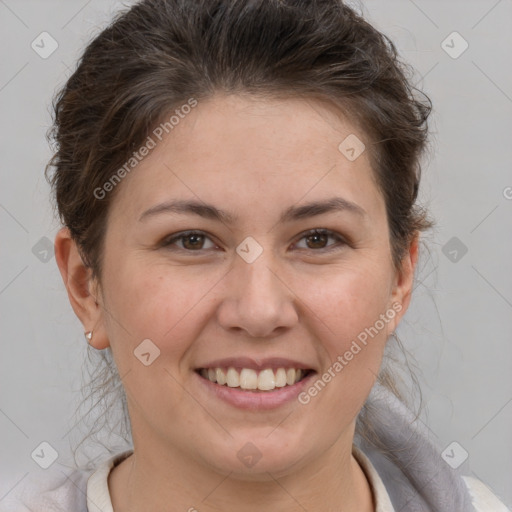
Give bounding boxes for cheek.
[299,263,394,408]
[294,269,393,425]
[101,260,226,360]
[306,265,392,342]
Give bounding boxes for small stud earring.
[85,331,93,342]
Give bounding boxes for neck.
[108,434,374,512]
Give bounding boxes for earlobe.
[54,227,110,349]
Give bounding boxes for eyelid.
[160,228,348,253]
[160,230,220,252]
[291,228,348,251]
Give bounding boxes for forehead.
[107,94,385,226]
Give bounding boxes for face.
[75,94,415,479]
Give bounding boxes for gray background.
[1,0,511,507]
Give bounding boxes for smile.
[197,367,313,392]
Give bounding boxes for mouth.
[195,366,315,392]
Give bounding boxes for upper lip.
[195,357,316,372]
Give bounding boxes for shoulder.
[463,476,511,512]
[0,466,91,512]
[358,383,511,511]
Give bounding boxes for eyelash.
[160,228,348,254]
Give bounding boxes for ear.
[54,227,110,350]
[386,232,420,334]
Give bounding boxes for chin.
[199,432,310,479]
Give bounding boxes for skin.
[55,94,418,512]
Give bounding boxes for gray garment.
[0,383,478,511]
[355,383,476,511]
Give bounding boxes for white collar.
[87,449,133,512]
[352,445,395,512]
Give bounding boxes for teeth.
[216,368,227,386]
[258,369,275,390]
[200,367,309,391]
[239,368,258,389]
[226,367,239,387]
[275,368,287,387]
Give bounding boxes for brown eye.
[182,233,206,250]
[162,231,216,251]
[294,229,346,251]
[305,232,329,249]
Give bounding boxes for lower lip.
[194,371,316,410]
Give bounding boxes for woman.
[4,0,509,511]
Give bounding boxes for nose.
[216,253,299,339]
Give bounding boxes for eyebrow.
[138,197,367,224]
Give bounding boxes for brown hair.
[46,0,433,465]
